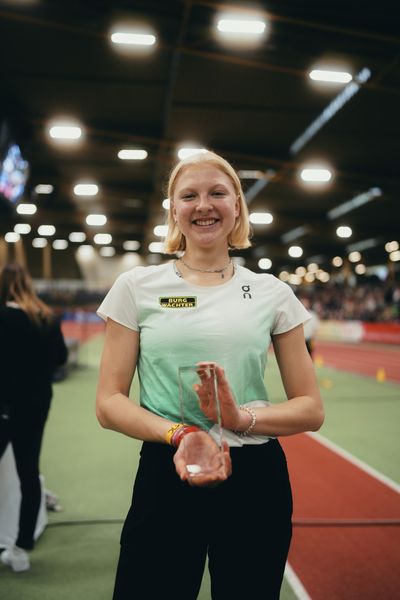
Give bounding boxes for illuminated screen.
[0,143,29,204]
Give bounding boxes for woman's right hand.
[173,431,231,487]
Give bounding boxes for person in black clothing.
[0,263,67,572]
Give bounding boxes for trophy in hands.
[178,363,225,480]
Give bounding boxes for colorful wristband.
[165,423,184,446]
[171,425,202,448]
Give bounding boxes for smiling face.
[171,164,240,251]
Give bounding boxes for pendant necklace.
[178,257,232,279]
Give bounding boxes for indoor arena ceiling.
[0,0,399,279]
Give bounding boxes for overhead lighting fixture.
[177,147,208,160]
[69,232,86,243]
[317,272,330,283]
[35,184,54,194]
[5,232,20,243]
[74,183,99,196]
[249,212,273,225]
[76,245,95,260]
[16,203,37,215]
[148,241,165,253]
[296,267,306,277]
[355,264,366,275]
[327,187,382,220]
[238,170,266,180]
[385,241,399,252]
[86,214,107,226]
[278,271,289,282]
[258,258,272,270]
[288,246,303,258]
[304,272,315,283]
[38,225,56,236]
[100,246,116,257]
[32,238,47,248]
[49,123,82,140]
[118,149,148,160]
[288,274,302,286]
[389,251,400,262]
[300,167,332,183]
[162,198,170,210]
[111,32,156,46]
[154,225,169,237]
[14,223,31,234]
[217,17,266,35]
[348,251,361,263]
[336,226,352,238]
[307,263,319,272]
[53,239,68,250]
[94,233,112,245]
[123,240,140,251]
[309,69,352,83]
[332,256,343,267]
[346,238,380,253]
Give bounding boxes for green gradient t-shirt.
[98,262,310,446]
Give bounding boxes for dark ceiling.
[0,0,399,281]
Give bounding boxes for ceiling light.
[296,267,306,277]
[53,239,68,250]
[249,212,273,224]
[32,238,47,248]
[304,272,315,283]
[100,246,116,257]
[355,264,366,275]
[258,258,272,270]
[123,240,140,251]
[288,246,303,258]
[385,241,399,252]
[348,251,361,263]
[336,226,352,238]
[288,274,302,286]
[38,225,56,236]
[177,147,208,160]
[281,226,309,244]
[300,168,332,182]
[309,69,352,83]
[238,170,266,179]
[86,214,107,226]
[217,18,266,35]
[118,149,148,160]
[162,198,170,210]
[327,187,382,220]
[332,256,343,267]
[69,232,86,243]
[16,203,37,215]
[307,263,319,272]
[5,232,20,243]
[389,250,400,262]
[111,32,156,46]
[148,242,165,253]
[76,245,95,260]
[318,272,330,283]
[14,223,31,234]
[49,123,82,140]
[35,184,54,194]
[279,271,289,282]
[94,233,112,245]
[153,225,169,237]
[74,183,99,196]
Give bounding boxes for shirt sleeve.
[97,271,139,331]
[272,281,310,335]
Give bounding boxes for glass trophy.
[178,363,225,479]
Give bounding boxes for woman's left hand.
[194,362,248,431]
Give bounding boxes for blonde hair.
[164,151,252,254]
[0,262,53,325]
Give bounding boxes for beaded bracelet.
[236,405,257,436]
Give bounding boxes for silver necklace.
[178,257,232,279]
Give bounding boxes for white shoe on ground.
[1,546,30,572]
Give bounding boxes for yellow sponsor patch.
[159,296,197,308]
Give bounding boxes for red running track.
[314,340,400,383]
[282,434,400,600]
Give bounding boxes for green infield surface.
[0,336,398,599]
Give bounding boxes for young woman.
[96,151,324,599]
[0,263,67,572]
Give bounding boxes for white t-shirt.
[98,262,310,446]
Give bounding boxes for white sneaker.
[1,546,30,572]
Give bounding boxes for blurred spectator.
[0,263,67,572]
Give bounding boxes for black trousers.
[113,438,293,600]
[0,402,50,551]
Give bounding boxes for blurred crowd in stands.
[297,281,400,322]
[37,278,400,323]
